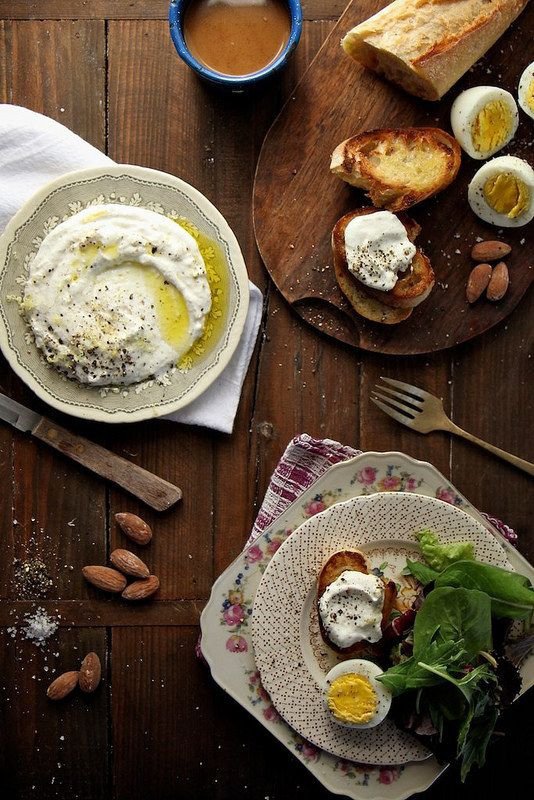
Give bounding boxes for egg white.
[451,86,519,160]
[518,62,534,120]
[468,155,534,227]
[324,658,392,729]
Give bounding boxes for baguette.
[330,128,461,211]
[342,0,529,101]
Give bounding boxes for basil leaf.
[412,587,492,659]
[435,561,534,619]
[405,559,439,586]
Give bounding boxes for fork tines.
[370,376,426,428]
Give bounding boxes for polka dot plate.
[251,492,512,765]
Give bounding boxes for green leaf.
[377,639,465,695]
[416,661,495,703]
[435,561,534,619]
[405,559,439,586]
[459,700,499,782]
[412,587,492,659]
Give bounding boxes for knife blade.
[0,391,182,512]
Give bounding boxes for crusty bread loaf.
[342,0,529,101]
[317,550,398,658]
[330,128,461,211]
[332,208,435,324]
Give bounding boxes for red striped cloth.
[249,434,517,545]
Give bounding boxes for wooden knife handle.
[32,418,182,512]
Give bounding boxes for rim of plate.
[251,491,511,765]
[0,164,250,423]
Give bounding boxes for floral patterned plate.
[0,165,249,422]
[200,451,534,800]
[251,493,512,764]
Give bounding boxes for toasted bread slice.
[332,208,434,323]
[317,550,398,658]
[330,128,461,212]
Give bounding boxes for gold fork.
[371,377,534,477]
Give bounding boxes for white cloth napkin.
[0,105,263,433]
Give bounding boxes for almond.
[82,565,127,593]
[79,652,102,693]
[110,549,150,578]
[487,262,510,301]
[47,670,79,700]
[122,575,160,601]
[466,263,492,303]
[115,512,152,546]
[471,240,511,262]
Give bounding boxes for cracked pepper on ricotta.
[344,210,416,291]
[318,570,385,649]
[22,204,212,386]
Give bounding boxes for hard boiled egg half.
[518,62,534,120]
[468,156,534,227]
[324,659,392,729]
[451,86,518,159]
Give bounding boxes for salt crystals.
[8,607,59,646]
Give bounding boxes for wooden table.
[0,2,532,798]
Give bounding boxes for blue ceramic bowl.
[169,0,302,92]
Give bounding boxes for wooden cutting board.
[253,0,534,355]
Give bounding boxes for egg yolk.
[327,673,378,724]
[525,79,534,113]
[472,101,513,154]
[483,173,530,219]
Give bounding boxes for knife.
[0,392,182,512]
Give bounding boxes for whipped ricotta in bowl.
[22,204,212,386]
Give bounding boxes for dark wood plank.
[107,20,218,600]
[253,0,533,354]
[450,287,534,562]
[0,0,346,21]
[0,627,109,800]
[0,18,109,800]
[0,599,201,626]
[0,19,105,146]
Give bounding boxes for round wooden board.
[253,0,534,355]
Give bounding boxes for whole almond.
[82,565,127,593]
[487,262,510,301]
[115,512,152,546]
[79,652,102,693]
[471,240,511,262]
[122,575,160,601]
[110,549,150,578]
[466,263,492,303]
[47,670,79,700]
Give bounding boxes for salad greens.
[416,529,474,571]
[435,561,534,620]
[378,532,533,781]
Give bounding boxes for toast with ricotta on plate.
[330,128,461,212]
[332,208,435,324]
[317,550,398,658]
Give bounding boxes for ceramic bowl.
[0,165,250,423]
[168,0,302,93]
